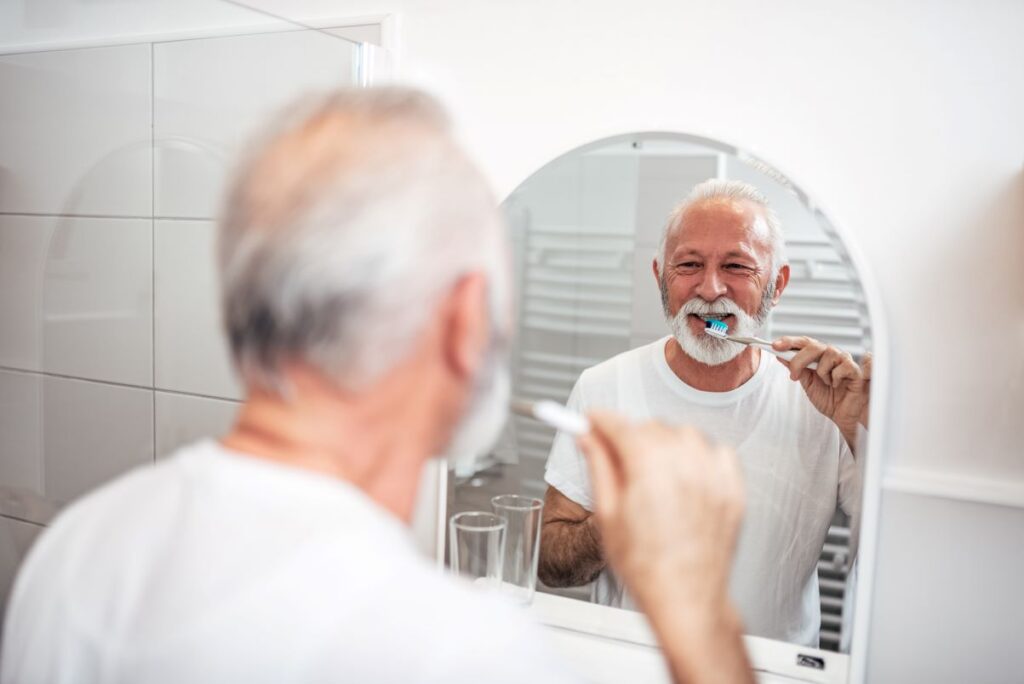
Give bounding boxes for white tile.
[0,516,44,618]
[41,376,153,511]
[0,371,48,523]
[580,154,638,234]
[0,371,153,523]
[514,156,581,228]
[154,219,241,400]
[0,44,151,216]
[0,217,51,372]
[0,215,152,386]
[630,250,669,340]
[634,154,719,247]
[155,391,239,459]
[153,29,358,219]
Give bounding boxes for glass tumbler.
[491,495,544,605]
[449,512,506,590]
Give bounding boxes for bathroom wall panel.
[0,44,151,217]
[0,371,153,525]
[866,491,1024,682]
[153,29,358,219]
[42,376,154,514]
[0,215,153,386]
[155,391,239,458]
[0,371,44,522]
[633,154,718,247]
[0,516,44,624]
[154,219,241,400]
[629,250,666,341]
[578,154,638,233]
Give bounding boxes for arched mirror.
[449,132,878,663]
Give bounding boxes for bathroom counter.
[529,592,848,684]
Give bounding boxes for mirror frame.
[434,130,889,683]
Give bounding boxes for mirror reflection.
[451,133,872,653]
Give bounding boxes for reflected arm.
[537,486,606,588]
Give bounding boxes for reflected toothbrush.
[510,399,590,436]
[703,319,819,371]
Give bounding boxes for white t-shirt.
[2,441,575,684]
[545,337,861,648]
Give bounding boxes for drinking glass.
[491,495,544,605]
[449,512,506,590]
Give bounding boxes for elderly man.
[539,179,870,648]
[1,90,753,683]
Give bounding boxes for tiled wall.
[0,27,359,617]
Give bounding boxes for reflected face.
[658,199,783,362]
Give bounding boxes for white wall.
[2,0,1022,679]
[251,0,1022,679]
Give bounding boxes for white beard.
[668,296,767,367]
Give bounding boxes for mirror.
[449,132,872,655]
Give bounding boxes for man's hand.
[577,411,753,684]
[772,336,871,447]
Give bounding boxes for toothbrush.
[510,399,590,436]
[704,319,819,371]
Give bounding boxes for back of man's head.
[218,87,506,394]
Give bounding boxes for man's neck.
[664,338,761,392]
[220,368,438,523]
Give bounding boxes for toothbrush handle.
[751,342,819,371]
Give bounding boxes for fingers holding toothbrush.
[772,336,868,449]
[577,412,753,684]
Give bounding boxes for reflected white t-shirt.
[544,337,861,648]
[2,441,575,684]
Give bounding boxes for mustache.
[659,279,776,327]
[679,297,745,317]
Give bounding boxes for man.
[1,89,753,683]
[539,179,870,648]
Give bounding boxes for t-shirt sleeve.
[838,425,868,562]
[837,427,864,518]
[543,376,595,511]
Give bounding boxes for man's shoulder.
[577,338,663,391]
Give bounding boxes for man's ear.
[442,272,489,381]
[772,264,791,305]
[652,258,661,284]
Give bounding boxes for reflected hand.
[772,336,871,445]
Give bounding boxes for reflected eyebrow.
[721,248,759,261]
[672,248,759,263]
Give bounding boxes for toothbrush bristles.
[704,319,729,338]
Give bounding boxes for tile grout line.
[0,212,215,221]
[0,513,46,529]
[0,367,242,405]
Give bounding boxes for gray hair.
[217,87,507,393]
[655,178,786,277]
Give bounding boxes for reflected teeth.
[698,314,730,321]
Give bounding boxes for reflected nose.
[695,269,727,301]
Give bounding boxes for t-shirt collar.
[651,335,770,406]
